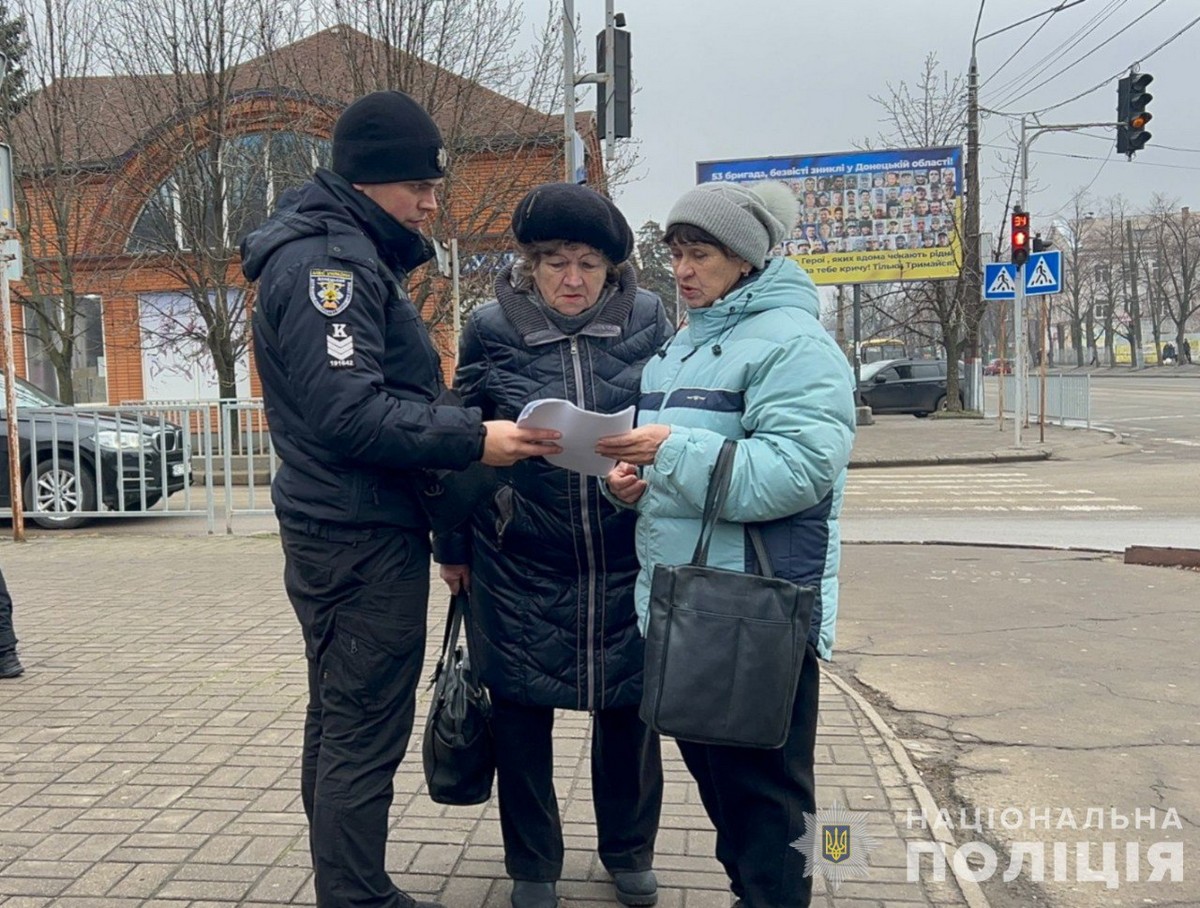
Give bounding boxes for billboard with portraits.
[696,145,963,285]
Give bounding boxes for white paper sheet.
[517,398,635,476]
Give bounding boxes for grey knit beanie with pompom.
[665,181,800,269]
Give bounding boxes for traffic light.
[1011,209,1030,266]
[1116,71,1153,158]
[596,23,632,139]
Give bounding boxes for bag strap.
[690,439,777,579]
[747,525,775,579]
[691,440,737,566]
[434,591,467,674]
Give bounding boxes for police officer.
[240,90,560,908]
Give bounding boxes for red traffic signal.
[1011,210,1030,266]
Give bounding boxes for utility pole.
[561,0,576,183]
[964,50,983,360]
[1125,219,1142,368]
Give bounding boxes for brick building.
[8,26,603,405]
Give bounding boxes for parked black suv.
[0,376,191,528]
[859,358,964,417]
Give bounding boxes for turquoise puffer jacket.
[632,257,856,658]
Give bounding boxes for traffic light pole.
[1015,114,1121,447]
[562,0,576,183]
[563,0,621,181]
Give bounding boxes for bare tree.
[1145,197,1200,356]
[298,1,584,332]
[1051,191,1097,366]
[868,53,968,410]
[87,0,280,402]
[4,0,106,403]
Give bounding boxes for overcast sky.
[526,0,1200,244]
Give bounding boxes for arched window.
[127,131,331,253]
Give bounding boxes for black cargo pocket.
[326,605,427,715]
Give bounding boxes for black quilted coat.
[434,262,672,710]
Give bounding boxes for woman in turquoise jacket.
[597,181,856,908]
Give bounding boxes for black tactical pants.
[281,520,431,908]
[676,643,821,908]
[491,696,663,882]
[0,567,17,652]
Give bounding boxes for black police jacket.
[435,263,672,710]
[240,170,484,529]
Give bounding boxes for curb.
[821,669,992,908]
[850,451,1051,469]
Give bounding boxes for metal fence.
[982,373,1091,426]
[2,398,278,534]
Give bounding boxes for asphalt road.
[833,543,1199,908]
[844,373,1200,551]
[1089,375,1200,458]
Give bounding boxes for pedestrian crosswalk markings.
[1028,258,1056,287]
[987,269,1015,294]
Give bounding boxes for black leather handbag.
[422,592,495,805]
[640,440,815,749]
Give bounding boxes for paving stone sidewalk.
[0,535,974,907]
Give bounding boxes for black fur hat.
[332,90,447,185]
[511,183,634,264]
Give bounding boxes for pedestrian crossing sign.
[983,263,1017,300]
[1024,250,1061,296]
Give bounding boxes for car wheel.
[935,394,949,411]
[24,457,97,530]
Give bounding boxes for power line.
[1011,12,1200,116]
[981,140,1200,172]
[1042,148,1114,219]
[981,3,1073,90]
[998,0,1168,109]
[984,0,1124,100]
[1072,131,1200,154]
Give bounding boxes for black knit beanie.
[332,90,447,184]
[511,183,634,264]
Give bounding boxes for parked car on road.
[983,358,1013,376]
[859,358,964,417]
[0,376,191,528]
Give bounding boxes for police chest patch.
[327,323,355,368]
[310,269,354,316]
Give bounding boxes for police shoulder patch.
[309,268,354,317]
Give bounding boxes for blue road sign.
[983,262,1017,300]
[1024,250,1061,296]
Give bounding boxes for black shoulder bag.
[422,591,495,804]
[640,440,815,749]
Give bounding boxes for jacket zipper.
[570,336,600,712]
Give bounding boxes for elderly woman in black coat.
[435,183,671,908]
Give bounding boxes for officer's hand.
[595,424,671,466]
[439,563,470,594]
[605,461,647,505]
[481,420,562,467]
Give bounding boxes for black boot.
[511,880,558,908]
[612,870,658,906]
[0,650,23,679]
